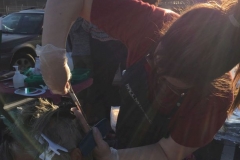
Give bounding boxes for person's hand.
[71,107,90,133]
[92,127,113,160]
[36,44,71,95]
[72,107,119,160]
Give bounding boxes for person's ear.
[70,148,82,160]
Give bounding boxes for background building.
[0,0,46,15]
[160,0,213,13]
[0,0,221,16]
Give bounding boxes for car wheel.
[12,53,35,72]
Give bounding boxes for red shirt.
[91,0,233,147]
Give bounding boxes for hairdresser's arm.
[40,0,92,95]
[42,0,92,47]
[93,127,198,160]
[72,106,197,160]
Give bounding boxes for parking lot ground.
[194,139,240,160]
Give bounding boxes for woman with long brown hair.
[39,0,240,159]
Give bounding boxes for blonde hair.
[1,99,90,160]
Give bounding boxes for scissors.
[68,83,84,112]
[68,83,90,132]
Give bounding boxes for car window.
[2,14,21,32]
[2,13,43,34]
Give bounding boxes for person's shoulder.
[205,77,233,111]
[162,8,179,22]
[212,73,233,99]
[181,74,232,115]
[149,6,179,23]
[199,74,233,113]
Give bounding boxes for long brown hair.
[153,0,240,112]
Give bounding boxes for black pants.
[82,38,127,125]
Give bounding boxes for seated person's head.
[0,99,90,160]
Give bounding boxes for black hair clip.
[52,108,76,120]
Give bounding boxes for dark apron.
[116,58,186,149]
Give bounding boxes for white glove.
[36,44,71,95]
